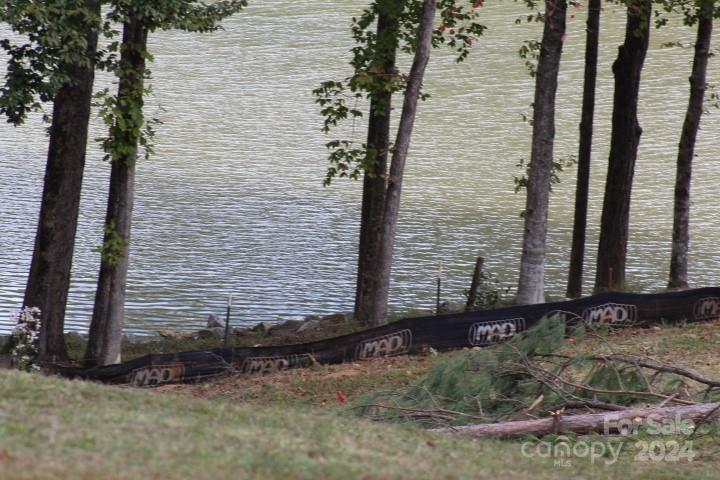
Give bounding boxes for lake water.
[1,2,719,334]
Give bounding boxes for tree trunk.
[85,15,148,366]
[368,0,436,324]
[566,0,601,299]
[594,0,651,293]
[354,3,400,326]
[465,256,485,312]
[430,401,720,439]
[668,0,713,291]
[23,0,101,361]
[516,0,567,305]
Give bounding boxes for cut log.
[430,402,720,439]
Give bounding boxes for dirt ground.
[152,320,720,408]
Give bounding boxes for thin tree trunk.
[23,0,101,361]
[594,0,651,293]
[566,0,601,299]
[465,256,485,311]
[368,0,436,324]
[355,3,400,326]
[85,14,147,366]
[668,0,713,291]
[431,401,720,439]
[516,0,568,305]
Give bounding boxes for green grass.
[1,369,719,478]
[4,322,720,479]
[0,369,557,480]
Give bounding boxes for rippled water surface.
[1,2,719,334]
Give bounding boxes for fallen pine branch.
[539,352,720,389]
[429,401,720,439]
[531,363,696,405]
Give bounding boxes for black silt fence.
[59,287,720,387]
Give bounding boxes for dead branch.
[691,403,720,438]
[357,403,487,422]
[608,354,720,389]
[532,363,695,405]
[538,352,720,389]
[559,400,628,412]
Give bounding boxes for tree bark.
[23,0,101,361]
[516,0,567,305]
[368,0,436,324]
[354,2,401,327]
[465,256,485,311]
[566,0,601,299]
[85,14,148,366]
[668,0,713,291]
[594,0,651,293]
[431,401,720,439]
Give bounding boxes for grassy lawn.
[2,322,720,479]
